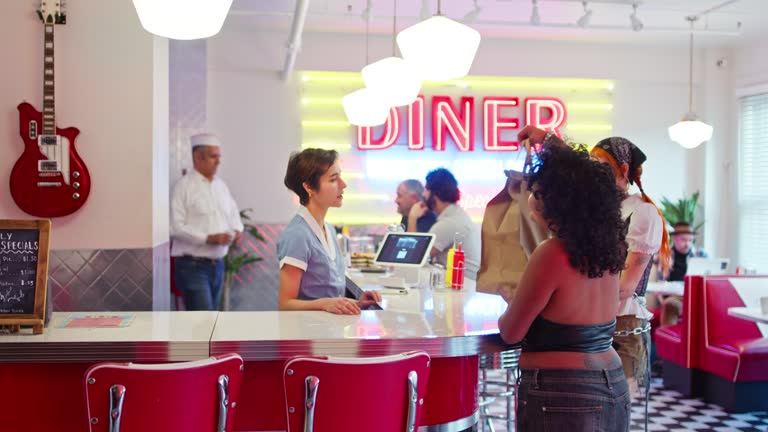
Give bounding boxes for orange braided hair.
[590,147,671,273]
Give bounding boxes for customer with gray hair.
[395,179,436,232]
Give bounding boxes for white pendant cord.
[687,17,694,114]
[392,0,397,56]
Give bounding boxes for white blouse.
[618,194,663,319]
[621,194,663,256]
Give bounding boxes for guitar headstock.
[37,0,66,25]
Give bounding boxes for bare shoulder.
[531,238,570,264]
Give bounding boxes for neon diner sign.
[357,96,567,152]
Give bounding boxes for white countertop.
[646,281,684,297]
[210,285,510,360]
[0,311,217,362]
[728,307,768,324]
[1,282,512,362]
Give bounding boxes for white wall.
[0,0,168,250]
[207,30,704,224]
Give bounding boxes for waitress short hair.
[284,148,339,205]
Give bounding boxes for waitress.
[591,137,670,396]
[277,148,381,314]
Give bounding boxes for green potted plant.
[221,209,265,311]
[659,191,704,233]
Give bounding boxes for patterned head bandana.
[593,137,647,184]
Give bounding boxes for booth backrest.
[681,275,704,367]
[702,276,766,350]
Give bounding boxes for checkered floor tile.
[480,376,768,431]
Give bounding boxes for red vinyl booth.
[653,275,704,396]
[698,277,768,412]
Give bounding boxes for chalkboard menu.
[0,220,51,334]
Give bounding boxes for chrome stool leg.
[478,348,521,431]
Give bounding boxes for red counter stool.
[478,347,521,432]
[283,351,430,432]
[84,353,244,432]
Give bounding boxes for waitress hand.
[322,297,361,315]
[358,290,382,308]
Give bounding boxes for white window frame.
[736,84,768,272]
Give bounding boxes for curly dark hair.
[284,148,338,205]
[527,142,628,278]
[425,168,460,203]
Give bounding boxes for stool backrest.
[283,351,431,432]
[84,353,244,432]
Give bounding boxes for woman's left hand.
[358,290,382,308]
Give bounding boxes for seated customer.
[665,222,708,281]
[499,126,630,431]
[396,179,437,233]
[409,168,481,279]
[277,148,381,314]
[658,221,707,326]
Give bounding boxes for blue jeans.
[517,367,630,432]
[174,256,224,311]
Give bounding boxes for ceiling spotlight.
[361,0,373,23]
[629,3,643,32]
[576,2,592,28]
[530,0,540,25]
[420,0,431,21]
[464,0,482,23]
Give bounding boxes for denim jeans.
[174,256,224,311]
[517,367,630,432]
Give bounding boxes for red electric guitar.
[10,0,90,217]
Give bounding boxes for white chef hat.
[190,133,222,149]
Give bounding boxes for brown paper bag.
[476,170,548,298]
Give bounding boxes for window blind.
[738,92,768,271]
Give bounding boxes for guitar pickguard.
[37,134,70,185]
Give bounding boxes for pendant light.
[343,6,390,126]
[361,0,422,107]
[396,0,481,81]
[132,0,233,40]
[668,16,713,149]
[342,88,390,127]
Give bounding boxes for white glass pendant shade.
[668,114,713,149]
[362,57,422,107]
[132,0,233,40]
[396,16,481,81]
[343,88,390,127]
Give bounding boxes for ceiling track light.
[464,0,482,23]
[530,0,541,25]
[629,3,643,32]
[576,2,592,28]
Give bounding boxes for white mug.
[761,296,768,315]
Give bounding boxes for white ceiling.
[227,0,768,47]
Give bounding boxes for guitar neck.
[42,22,55,136]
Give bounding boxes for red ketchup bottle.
[451,243,465,290]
